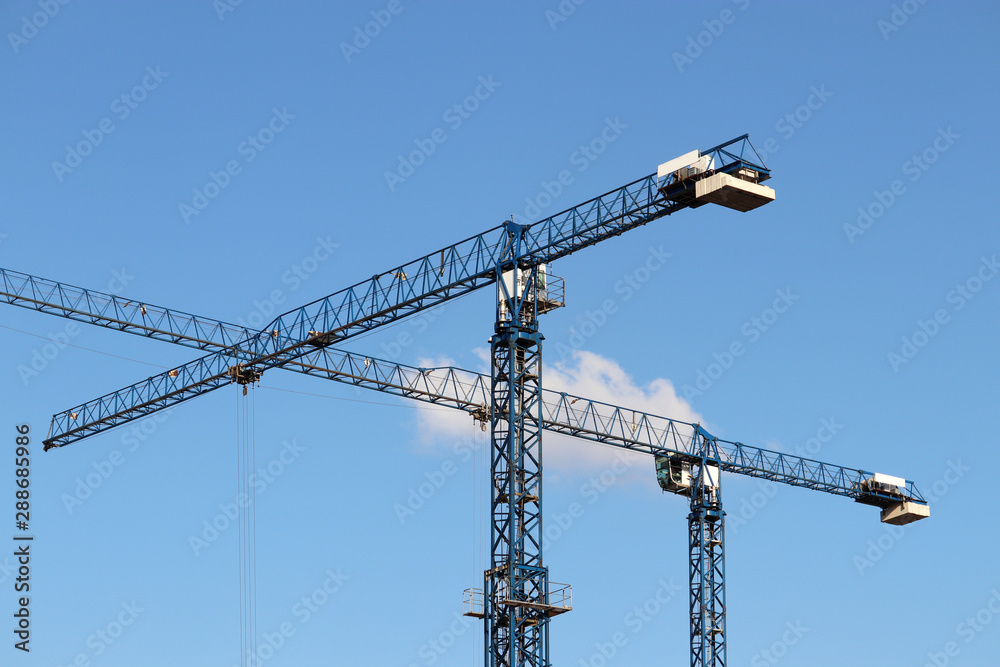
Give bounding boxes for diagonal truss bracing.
[7,264,925,505]
[38,136,770,449]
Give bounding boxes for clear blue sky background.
[2,1,998,665]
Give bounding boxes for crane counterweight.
[881,501,931,525]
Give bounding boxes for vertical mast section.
[489,220,547,667]
[654,428,727,667]
[466,221,569,667]
[689,430,726,667]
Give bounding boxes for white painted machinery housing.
[881,500,931,525]
[694,173,775,212]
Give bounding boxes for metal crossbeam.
[1,267,251,348]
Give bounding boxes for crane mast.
[475,228,572,666]
[488,259,548,665]
[688,456,726,666]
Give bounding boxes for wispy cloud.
[413,349,703,485]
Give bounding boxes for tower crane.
[3,256,927,665]
[2,265,930,665]
[2,135,929,665]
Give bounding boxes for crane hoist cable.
[235,387,257,667]
[235,389,244,667]
[253,388,258,667]
[472,420,485,663]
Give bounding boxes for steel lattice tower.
[485,226,552,667]
[688,459,727,667]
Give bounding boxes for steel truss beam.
[1,266,926,507]
[37,136,770,447]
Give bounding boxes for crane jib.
[40,140,762,447]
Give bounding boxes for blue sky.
[1,1,999,665]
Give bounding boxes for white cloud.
[411,351,489,451]
[542,350,703,487]
[413,349,704,489]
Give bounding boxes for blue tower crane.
[32,135,774,666]
[0,265,927,511]
[1,135,927,665]
[38,135,772,445]
[1,262,928,665]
